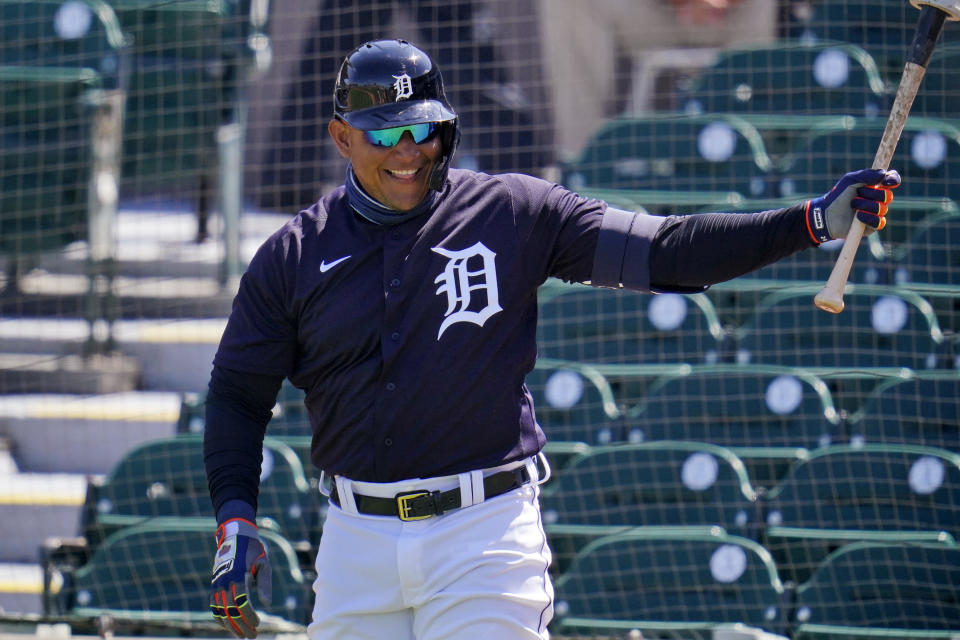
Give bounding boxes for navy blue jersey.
[213,169,628,481]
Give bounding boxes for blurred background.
[0,1,958,638]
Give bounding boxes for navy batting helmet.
[334,39,460,190]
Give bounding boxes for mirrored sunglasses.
[363,122,439,148]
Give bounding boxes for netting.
[1,0,958,638]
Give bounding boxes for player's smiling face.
[329,118,442,212]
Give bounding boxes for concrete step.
[0,563,43,616]
[0,392,180,474]
[0,474,88,564]
[0,318,224,393]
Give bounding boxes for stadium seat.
[780,116,960,205]
[762,443,960,585]
[107,0,268,202]
[797,0,959,80]
[562,113,774,199]
[539,442,760,576]
[82,434,321,551]
[681,41,889,121]
[623,364,841,487]
[0,0,128,79]
[912,46,960,120]
[705,196,958,287]
[791,542,960,639]
[734,286,946,370]
[536,281,728,366]
[67,518,312,626]
[524,361,624,445]
[892,209,960,289]
[551,526,787,638]
[0,0,128,265]
[846,376,960,452]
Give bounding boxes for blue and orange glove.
[210,517,272,638]
[805,168,901,244]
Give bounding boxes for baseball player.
[205,39,899,640]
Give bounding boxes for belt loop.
[335,476,359,514]
[458,472,474,507]
[470,469,485,504]
[524,456,540,487]
[535,451,552,485]
[318,470,331,498]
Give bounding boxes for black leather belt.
[329,466,531,521]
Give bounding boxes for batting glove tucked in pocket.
[210,517,272,638]
[805,168,901,244]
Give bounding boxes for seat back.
[553,527,786,636]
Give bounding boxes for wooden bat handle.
[813,62,926,313]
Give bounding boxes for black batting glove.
[210,517,272,638]
[805,168,901,244]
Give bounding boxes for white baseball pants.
[307,458,554,640]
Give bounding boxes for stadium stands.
[781,116,960,204]
[846,376,960,452]
[0,0,128,273]
[1,1,959,636]
[537,280,728,366]
[681,41,889,121]
[524,360,623,445]
[791,541,960,639]
[733,286,946,370]
[562,113,774,198]
[107,0,267,206]
[552,526,787,638]
[81,434,320,552]
[540,441,760,576]
[762,443,960,585]
[622,364,840,488]
[63,518,312,626]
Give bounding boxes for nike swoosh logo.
[319,255,352,272]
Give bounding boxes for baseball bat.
[814,2,956,313]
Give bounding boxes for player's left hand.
[210,518,272,638]
[805,168,901,244]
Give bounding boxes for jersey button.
[390,278,401,288]
[391,332,400,341]
[385,382,397,391]
[383,437,394,446]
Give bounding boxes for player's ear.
[328,118,353,159]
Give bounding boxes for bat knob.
[814,288,845,314]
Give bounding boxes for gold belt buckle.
[396,490,432,521]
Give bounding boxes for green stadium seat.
[0,1,128,263]
[681,41,889,121]
[536,281,728,367]
[846,377,960,453]
[82,434,321,551]
[892,210,960,289]
[67,518,312,626]
[623,364,840,487]
[762,444,960,586]
[798,0,959,80]
[780,116,960,206]
[539,442,760,577]
[551,526,787,638]
[912,47,960,120]
[525,362,623,445]
[734,287,946,370]
[0,0,128,83]
[702,196,959,287]
[562,113,774,199]
[792,542,960,639]
[107,0,268,198]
